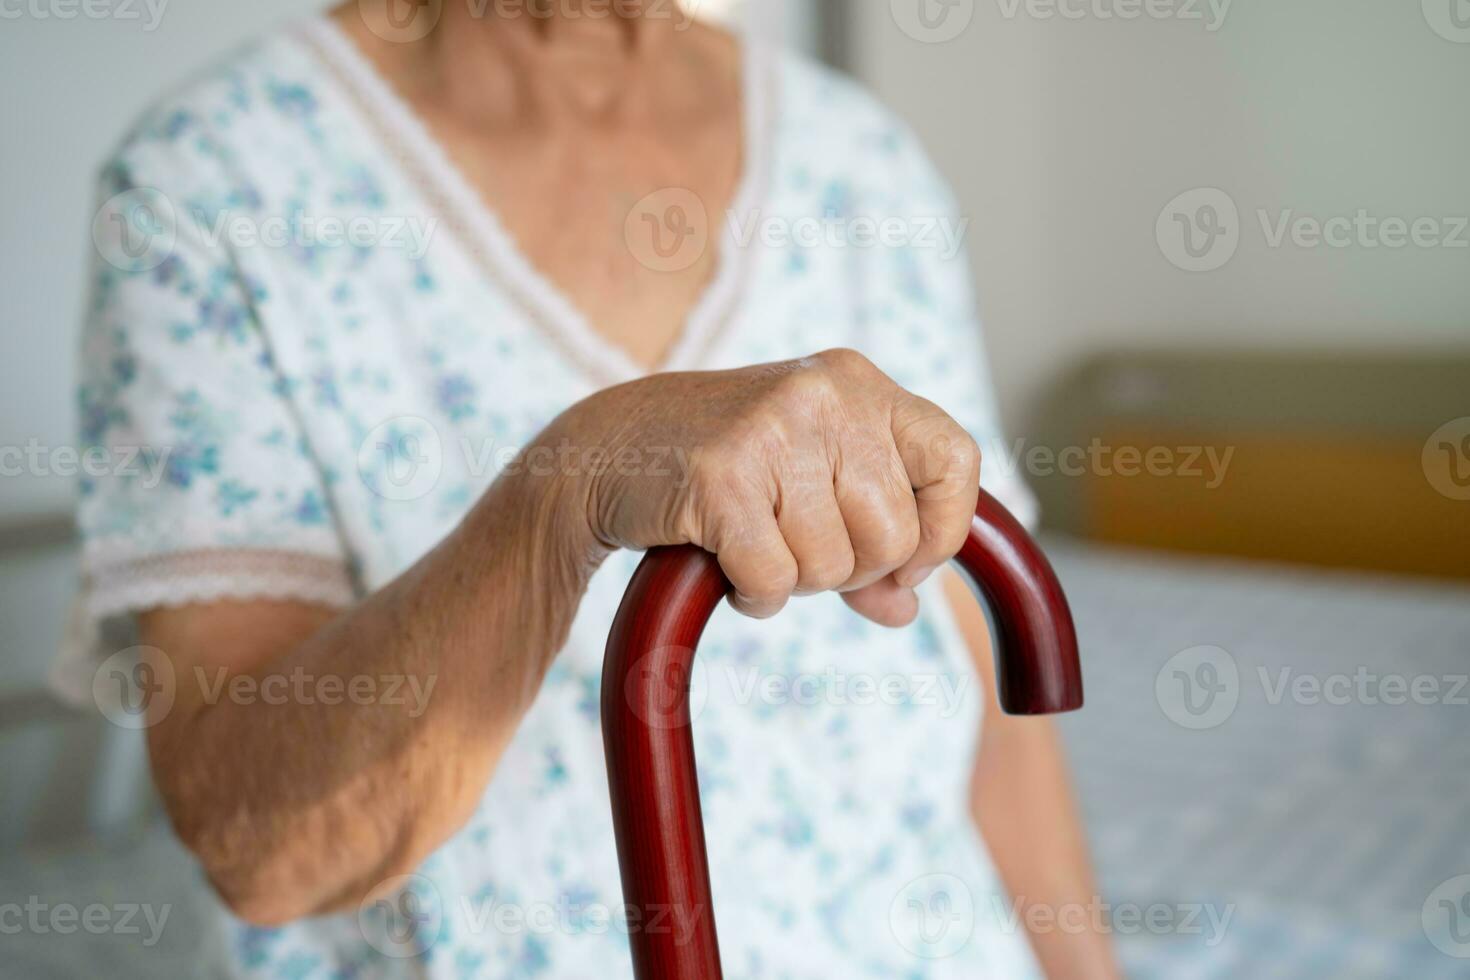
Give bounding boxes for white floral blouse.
[57,15,1043,980]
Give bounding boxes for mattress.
[1050,539,1470,978]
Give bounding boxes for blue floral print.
[63,17,1043,980]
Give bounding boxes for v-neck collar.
[298,15,776,388]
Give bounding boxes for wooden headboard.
[1029,351,1470,580]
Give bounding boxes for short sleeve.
[857,123,1041,531]
[53,136,355,702]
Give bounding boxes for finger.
[889,395,981,589]
[776,464,854,596]
[710,506,799,619]
[841,578,920,628]
[833,449,922,592]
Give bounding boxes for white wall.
[0,0,318,521]
[851,0,1470,434]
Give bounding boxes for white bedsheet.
[1050,540,1470,978]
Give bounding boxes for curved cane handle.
[601,488,1083,980]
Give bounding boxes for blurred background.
[1,0,1467,977]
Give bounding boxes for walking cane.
[602,487,1084,979]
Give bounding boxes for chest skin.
[341,14,747,373]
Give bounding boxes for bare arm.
[943,570,1121,980]
[141,350,982,926]
[142,466,595,925]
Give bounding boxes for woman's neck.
[340,0,703,125]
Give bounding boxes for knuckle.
[863,508,921,568]
[800,549,856,591]
[813,347,873,375]
[909,422,980,488]
[778,453,832,497]
[952,431,982,474]
[688,439,732,479]
[722,541,798,603]
[742,568,797,605]
[773,360,840,407]
[931,511,972,556]
[872,538,917,570]
[726,397,802,457]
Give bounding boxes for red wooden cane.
[601,487,1083,980]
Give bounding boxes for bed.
[1051,539,1470,978]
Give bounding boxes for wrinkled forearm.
[147,460,606,924]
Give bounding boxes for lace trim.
[84,548,357,620]
[297,17,777,386]
[80,517,344,564]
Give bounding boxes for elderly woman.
[66,1,1117,976]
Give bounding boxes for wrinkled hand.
[560,348,981,627]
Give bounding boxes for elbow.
[178,822,325,927]
[162,796,325,927]
[201,852,404,928]
[164,794,399,927]
[196,839,353,927]
[151,747,325,925]
[148,734,458,929]
[208,876,318,929]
